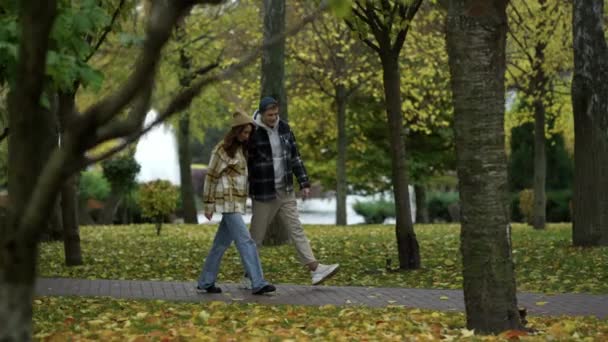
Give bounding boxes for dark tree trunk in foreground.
[260,0,289,245]
[1,0,58,339]
[446,0,522,333]
[571,0,608,246]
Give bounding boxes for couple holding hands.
[196,96,340,295]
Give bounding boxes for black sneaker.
[252,284,276,295]
[197,285,222,294]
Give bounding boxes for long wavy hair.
[223,123,254,158]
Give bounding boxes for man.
[246,96,339,286]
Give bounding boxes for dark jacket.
[248,119,310,201]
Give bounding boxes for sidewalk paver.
[35,278,608,318]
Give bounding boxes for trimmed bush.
[353,200,395,224]
[137,180,179,235]
[78,170,110,201]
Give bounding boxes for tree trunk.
[571,0,608,246]
[178,112,198,224]
[446,0,522,333]
[99,190,121,225]
[0,244,37,341]
[380,53,420,269]
[58,91,83,265]
[2,1,58,338]
[78,198,95,225]
[261,0,288,121]
[530,4,549,230]
[415,184,429,224]
[335,85,348,226]
[61,175,82,266]
[260,0,289,245]
[532,98,546,229]
[156,220,162,236]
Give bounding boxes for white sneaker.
[311,263,340,285]
[241,275,252,290]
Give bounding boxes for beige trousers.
[249,189,316,265]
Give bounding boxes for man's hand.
[204,212,213,221]
[301,187,311,200]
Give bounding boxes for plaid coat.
[202,142,248,214]
[248,120,310,201]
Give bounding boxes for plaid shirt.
[248,120,310,201]
[203,143,248,214]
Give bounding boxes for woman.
[197,111,276,295]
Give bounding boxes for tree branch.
[82,0,330,166]
[78,1,192,131]
[85,0,126,62]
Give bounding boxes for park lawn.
[33,296,608,341]
[38,223,608,294]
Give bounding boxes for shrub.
[353,199,395,224]
[427,191,459,222]
[78,170,110,201]
[518,189,534,225]
[137,180,179,235]
[546,189,572,222]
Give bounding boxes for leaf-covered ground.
[34,296,608,341]
[38,223,608,294]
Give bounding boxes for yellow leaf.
[535,301,548,306]
[198,310,210,322]
[444,259,455,266]
[439,296,449,300]
[87,319,105,326]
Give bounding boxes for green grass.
[38,223,608,294]
[33,296,608,341]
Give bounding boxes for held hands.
[301,187,311,200]
[205,212,213,221]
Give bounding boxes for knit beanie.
[232,110,254,127]
[258,96,278,113]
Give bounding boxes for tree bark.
[446,0,522,333]
[61,175,82,265]
[530,1,549,230]
[571,0,608,246]
[178,112,198,224]
[335,84,348,226]
[99,190,121,225]
[380,53,420,269]
[2,0,58,339]
[58,91,83,265]
[532,98,546,229]
[260,0,289,245]
[415,184,429,224]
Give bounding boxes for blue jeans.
[198,213,269,292]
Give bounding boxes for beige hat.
[231,110,254,127]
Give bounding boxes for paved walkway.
[36,278,608,318]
